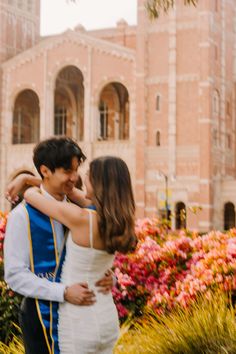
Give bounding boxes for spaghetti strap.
[88,210,94,249]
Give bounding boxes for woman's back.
[61,233,114,295]
[58,210,119,354]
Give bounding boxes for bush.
[113,218,236,322]
[115,291,236,354]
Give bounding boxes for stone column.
[168,7,177,178]
[135,0,148,217]
[0,70,10,210]
[83,47,93,161]
[198,7,214,231]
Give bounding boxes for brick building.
[0,0,236,231]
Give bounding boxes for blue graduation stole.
[23,203,66,354]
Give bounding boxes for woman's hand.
[67,187,91,207]
[5,174,41,204]
[5,174,28,204]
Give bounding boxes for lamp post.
[157,171,169,221]
[164,174,169,221]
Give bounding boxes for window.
[27,0,33,12]
[226,101,231,116]
[98,82,129,141]
[54,106,67,135]
[175,202,186,229]
[224,202,235,230]
[98,101,108,140]
[17,0,23,9]
[226,134,232,149]
[156,95,161,111]
[156,131,161,146]
[54,65,84,140]
[214,45,218,61]
[213,90,220,116]
[12,89,39,144]
[213,129,218,146]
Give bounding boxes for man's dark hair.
[33,137,86,178]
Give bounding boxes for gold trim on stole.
[23,204,54,354]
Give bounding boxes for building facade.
[0,0,236,231]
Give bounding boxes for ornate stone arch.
[96,79,131,141]
[54,65,85,140]
[93,76,132,106]
[10,84,41,111]
[50,62,86,90]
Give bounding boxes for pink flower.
[116,303,129,318]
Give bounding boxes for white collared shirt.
[4,187,66,302]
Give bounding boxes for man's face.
[42,156,80,197]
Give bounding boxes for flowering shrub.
[0,212,22,344]
[0,211,8,281]
[112,218,236,321]
[0,211,7,266]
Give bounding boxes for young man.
[4,137,113,354]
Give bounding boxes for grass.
[0,335,24,354]
[2,292,236,354]
[114,291,236,354]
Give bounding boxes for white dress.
[58,211,120,354]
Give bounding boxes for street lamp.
[156,171,175,221]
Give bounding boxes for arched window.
[156,94,161,111]
[226,101,231,117]
[175,202,186,229]
[156,131,161,146]
[224,202,235,230]
[12,89,39,144]
[54,66,84,140]
[98,82,129,141]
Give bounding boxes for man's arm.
[95,270,116,294]
[4,206,65,301]
[4,205,95,305]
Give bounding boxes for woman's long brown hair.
[89,156,136,254]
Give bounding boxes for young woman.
[24,156,136,354]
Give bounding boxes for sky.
[40,0,137,36]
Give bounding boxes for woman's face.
[84,170,94,200]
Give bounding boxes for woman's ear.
[39,165,51,179]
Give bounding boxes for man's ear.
[40,165,51,179]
